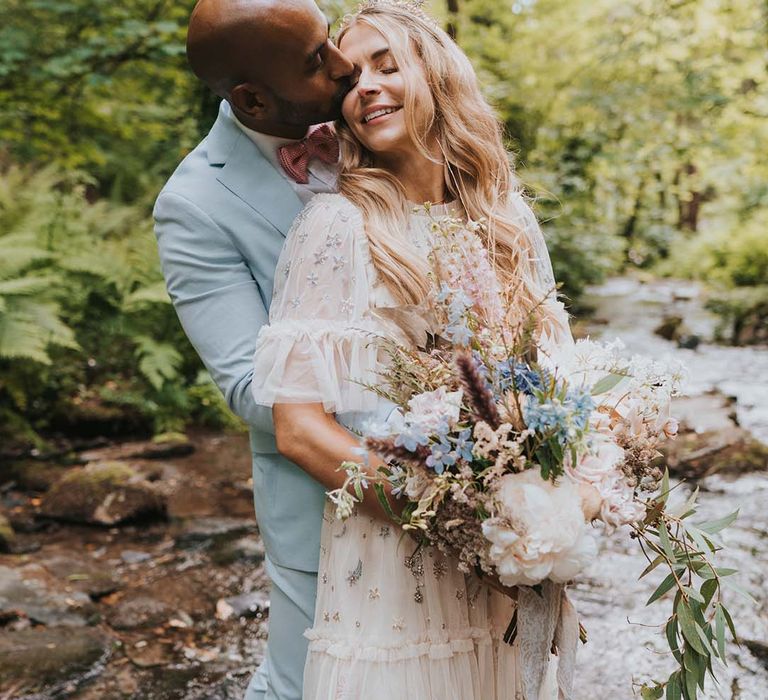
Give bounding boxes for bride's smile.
[339,24,410,157]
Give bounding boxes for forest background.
[1,0,766,449]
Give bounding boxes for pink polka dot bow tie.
[277,124,339,184]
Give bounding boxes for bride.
[252,2,579,698]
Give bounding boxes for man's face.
[257,2,354,126]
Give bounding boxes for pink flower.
[663,417,679,439]
[406,387,463,433]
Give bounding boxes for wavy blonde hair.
[336,3,566,339]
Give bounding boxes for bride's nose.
[355,69,381,98]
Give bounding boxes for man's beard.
[272,81,350,127]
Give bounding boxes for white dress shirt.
[226,103,338,205]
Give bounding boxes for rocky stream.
[0,276,766,699]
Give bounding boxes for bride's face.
[339,23,412,158]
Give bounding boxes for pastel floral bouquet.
[328,211,743,699]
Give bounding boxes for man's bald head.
[186,0,354,137]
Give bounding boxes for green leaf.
[666,616,682,663]
[720,604,739,645]
[666,672,682,700]
[658,519,676,560]
[641,685,664,700]
[640,554,666,579]
[714,606,726,661]
[699,578,718,607]
[696,510,739,535]
[590,372,626,395]
[373,483,399,523]
[677,601,708,656]
[647,572,678,605]
[683,586,705,605]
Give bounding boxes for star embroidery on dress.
[392,617,405,632]
[306,271,319,287]
[433,560,447,580]
[332,255,347,271]
[314,248,329,265]
[325,232,342,249]
[347,559,363,586]
[368,587,380,600]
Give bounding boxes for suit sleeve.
[153,190,274,434]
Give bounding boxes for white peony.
[482,470,597,587]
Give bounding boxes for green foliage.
[634,475,746,699]
[0,0,202,200]
[0,166,240,444]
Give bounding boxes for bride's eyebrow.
[370,47,391,61]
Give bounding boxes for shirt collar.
[227,103,310,173]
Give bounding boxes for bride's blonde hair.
[336,2,567,337]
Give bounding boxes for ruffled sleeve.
[251,194,382,413]
[508,191,575,358]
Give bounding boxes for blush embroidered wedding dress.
[251,192,578,700]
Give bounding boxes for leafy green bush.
[0,166,241,447]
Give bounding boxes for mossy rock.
[3,459,68,492]
[0,514,15,553]
[41,461,167,526]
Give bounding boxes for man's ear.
[229,83,269,118]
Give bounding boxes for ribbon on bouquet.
[516,582,578,700]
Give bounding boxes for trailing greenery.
[635,474,746,700]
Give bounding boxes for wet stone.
[0,564,92,627]
[175,517,257,549]
[108,594,174,631]
[215,590,270,621]
[121,549,152,565]
[210,536,265,566]
[0,627,109,694]
[78,433,195,463]
[42,555,120,600]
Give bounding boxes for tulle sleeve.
[251,193,382,413]
[508,191,575,356]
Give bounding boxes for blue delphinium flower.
[445,322,473,345]
[426,439,458,474]
[453,427,475,462]
[496,360,547,395]
[523,386,595,445]
[394,423,431,452]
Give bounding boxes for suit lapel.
[207,102,303,237]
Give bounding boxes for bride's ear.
[229,83,268,118]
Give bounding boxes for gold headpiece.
[352,0,438,28]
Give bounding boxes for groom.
[153,1,354,698]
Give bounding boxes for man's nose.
[327,44,354,80]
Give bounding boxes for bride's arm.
[251,195,396,521]
[273,403,393,519]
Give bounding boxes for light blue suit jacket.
[154,101,326,573]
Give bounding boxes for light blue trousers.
[245,557,318,700]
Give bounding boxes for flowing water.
[572,277,768,699]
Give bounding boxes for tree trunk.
[446,0,459,40]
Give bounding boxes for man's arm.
[153,190,274,434]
